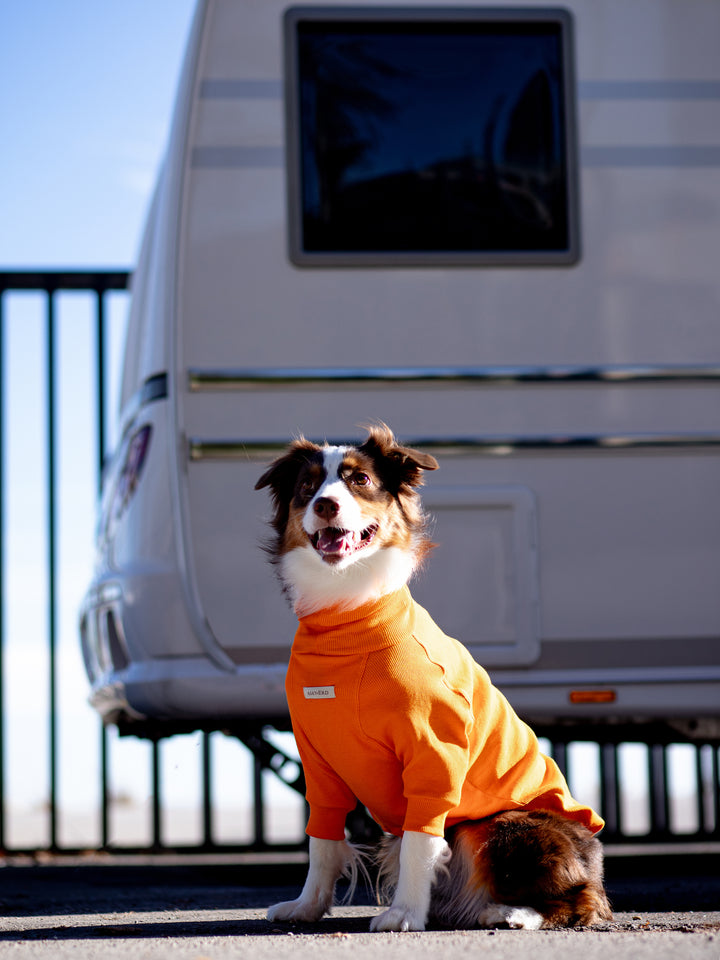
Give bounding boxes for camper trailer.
[80,0,720,742]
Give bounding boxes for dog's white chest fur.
[281,542,415,615]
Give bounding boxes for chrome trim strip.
[533,635,720,672]
[492,664,720,687]
[188,433,720,462]
[188,363,720,391]
[199,79,282,99]
[188,144,720,171]
[199,79,720,103]
[190,146,284,169]
[579,80,720,100]
[582,145,720,168]
[188,145,720,172]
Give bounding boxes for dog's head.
[255,423,438,614]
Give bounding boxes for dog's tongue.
[316,527,358,558]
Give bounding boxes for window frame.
[284,5,580,268]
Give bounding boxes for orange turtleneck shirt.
[286,586,604,841]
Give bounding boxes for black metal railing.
[0,270,309,857]
[0,270,717,857]
[0,270,128,853]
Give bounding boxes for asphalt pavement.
[0,848,718,960]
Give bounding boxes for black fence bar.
[600,743,621,837]
[649,744,671,836]
[0,270,718,858]
[95,286,107,476]
[202,731,213,847]
[253,755,266,848]
[696,746,706,833]
[710,747,720,834]
[100,725,110,849]
[46,288,59,851]
[0,270,131,293]
[151,739,162,849]
[94,286,110,855]
[551,741,568,777]
[0,284,5,851]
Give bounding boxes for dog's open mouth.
[310,525,378,562]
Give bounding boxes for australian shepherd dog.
[255,423,611,932]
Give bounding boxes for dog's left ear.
[255,438,321,503]
[360,423,439,489]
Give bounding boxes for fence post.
[151,739,162,849]
[648,744,670,837]
[202,731,214,847]
[46,288,59,851]
[253,755,266,848]
[95,284,110,851]
[0,289,5,851]
[600,743,620,837]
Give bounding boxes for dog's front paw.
[502,906,544,930]
[370,905,426,932]
[478,904,544,930]
[267,898,326,923]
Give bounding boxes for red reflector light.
[569,690,617,704]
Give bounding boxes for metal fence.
[0,270,718,858]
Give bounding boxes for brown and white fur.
[255,424,611,932]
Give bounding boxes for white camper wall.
[150,0,720,717]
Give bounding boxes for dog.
[255,423,611,931]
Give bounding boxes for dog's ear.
[359,422,438,490]
[255,438,321,504]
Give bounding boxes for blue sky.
[1,0,196,268]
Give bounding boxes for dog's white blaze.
[303,446,365,536]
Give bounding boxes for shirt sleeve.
[361,642,475,837]
[293,722,357,841]
[398,688,473,835]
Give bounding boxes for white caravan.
[80,0,720,742]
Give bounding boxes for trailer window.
[285,7,578,266]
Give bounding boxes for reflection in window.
[288,12,577,264]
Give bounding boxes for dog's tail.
[437,811,612,928]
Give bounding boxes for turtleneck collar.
[294,586,415,654]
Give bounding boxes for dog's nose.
[313,497,339,522]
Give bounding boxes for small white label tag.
[303,685,336,700]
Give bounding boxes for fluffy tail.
[434,811,612,928]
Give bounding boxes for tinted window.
[285,9,578,265]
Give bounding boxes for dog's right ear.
[255,438,321,505]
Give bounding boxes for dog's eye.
[298,479,316,499]
[349,472,371,487]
